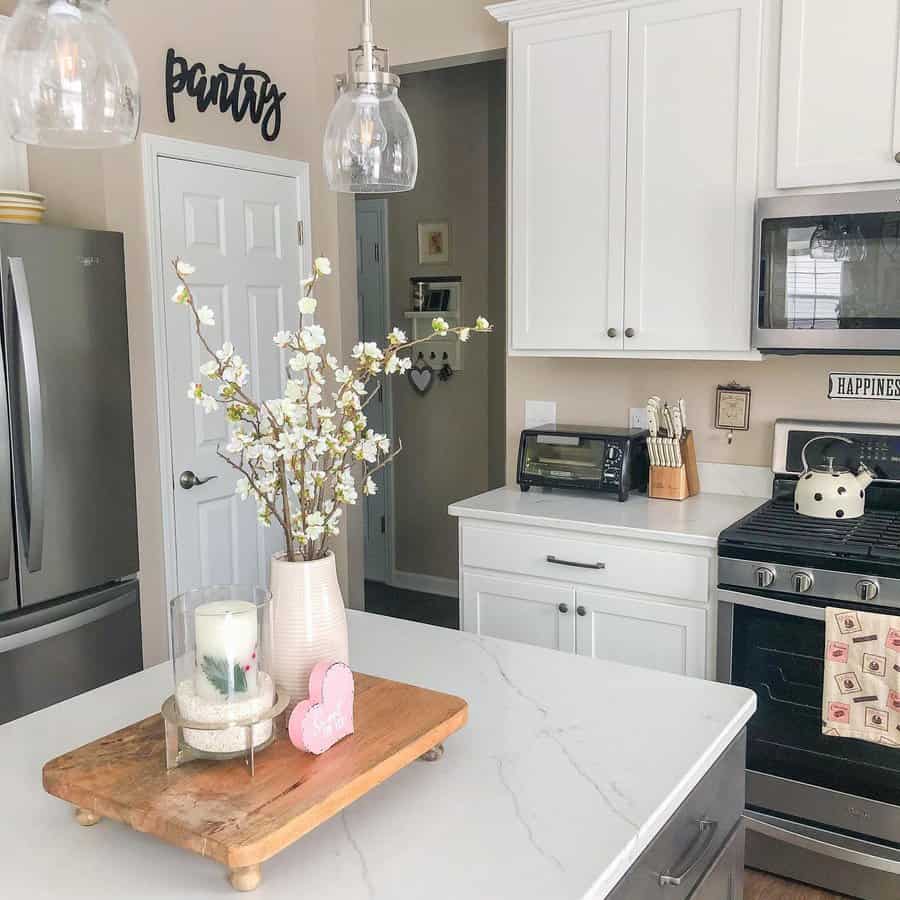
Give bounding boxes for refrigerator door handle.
[0,336,10,583]
[8,257,44,573]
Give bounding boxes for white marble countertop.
[2,611,755,899]
[449,486,768,549]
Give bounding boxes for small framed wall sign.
[715,383,751,437]
[828,372,900,400]
[417,221,450,265]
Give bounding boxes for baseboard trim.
[389,569,459,599]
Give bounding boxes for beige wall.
[1,0,504,664]
[374,62,505,582]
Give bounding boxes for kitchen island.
[2,611,755,899]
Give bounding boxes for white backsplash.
[697,462,772,498]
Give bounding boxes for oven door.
[718,589,900,847]
[753,191,900,353]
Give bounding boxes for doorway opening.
[355,56,507,629]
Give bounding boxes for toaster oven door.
[519,434,606,487]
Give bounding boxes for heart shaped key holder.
[407,354,434,395]
[288,661,355,755]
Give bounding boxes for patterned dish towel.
[823,607,900,747]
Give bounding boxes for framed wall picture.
[715,383,752,431]
[417,221,450,264]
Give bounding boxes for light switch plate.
[525,400,557,429]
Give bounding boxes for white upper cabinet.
[493,0,762,357]
[777,0,900,189]
[624,0,761,352]
[509,9,627,351]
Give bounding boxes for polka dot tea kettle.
[794,435,874,520]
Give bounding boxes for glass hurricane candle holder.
[166,586,284,768]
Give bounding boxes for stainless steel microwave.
[754,190,900,353]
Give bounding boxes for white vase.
[270,552,349,704]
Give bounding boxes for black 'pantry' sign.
[165,48,286,142]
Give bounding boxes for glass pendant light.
[323,0,417,193]
[2,0,140,149]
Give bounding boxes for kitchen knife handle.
[8,258,44,573]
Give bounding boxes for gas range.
[717,419,900,900]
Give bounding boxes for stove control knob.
[856,580,880,603]
[754,567,776,589]
[792,571,814,594]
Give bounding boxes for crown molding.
[487,0,623,23]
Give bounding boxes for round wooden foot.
[228,864,261,892]
[419,743,444,762]
[75,807,101,826]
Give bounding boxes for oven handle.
[718,589,825,621]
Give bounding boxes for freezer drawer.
[0,580,141,724]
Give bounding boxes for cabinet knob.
[895,151,900,163]
[558,603,569,614]
[607,327,618,338]
[576,606,586,617]
[624,327,636,338]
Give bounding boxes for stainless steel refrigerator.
[0,224,141,725]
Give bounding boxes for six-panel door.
[508,9,627,352]
[623,0,761,352]
[575,587,706,677]
[777,0,900,188]
[462,572,576,653]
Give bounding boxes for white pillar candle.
[194,600,259,702]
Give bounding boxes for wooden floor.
[745,869,850,899]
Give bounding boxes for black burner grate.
[721,501,900,562]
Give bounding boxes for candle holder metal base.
[161,691,290,776]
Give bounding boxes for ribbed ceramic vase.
[270,552,349,704]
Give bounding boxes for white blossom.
[300,325,326,351]
[314,257,332,276]
[273,330,293,348]
[171,286,189,305]
[216,341,235,362]
[475,316,491,331]
[175,260,196,278]
[362,476,378,496]
[196,305,215,326]
[387,327,406,346]
[299,296,317,315]
[199,360,218,377]
[458,327,471,342]
[432,317,449,336]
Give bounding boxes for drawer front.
[688,820,745,900]
[607,731,746,900]
[460,524,708,603]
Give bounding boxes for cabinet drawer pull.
[658,818,719,887]
[546,555,605,570]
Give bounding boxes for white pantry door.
[158,155,306,592]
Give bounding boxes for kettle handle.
[800,434,854,473]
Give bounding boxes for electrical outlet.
[629,407,648,430]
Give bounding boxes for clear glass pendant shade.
[2,0,140,149]
[323,83,417,193]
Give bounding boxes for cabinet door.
[462,572,576,652]
[778,0,900,188]
[575,588,706,677]
[624,0,761,352]
[689,821,745,900]
[509,10,627,352]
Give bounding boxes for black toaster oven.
[516,425,649,501]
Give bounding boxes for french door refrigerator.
[0,224,141,725]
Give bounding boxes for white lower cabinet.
[459,521,714,678]
[462,572,576,653]
[574,587,706,678]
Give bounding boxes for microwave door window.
[761,213,900,330]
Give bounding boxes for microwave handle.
[718,589,825,621]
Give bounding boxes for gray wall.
[377,61,506,581]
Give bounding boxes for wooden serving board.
[43,673,468,892]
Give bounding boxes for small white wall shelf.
[405,277,464,371]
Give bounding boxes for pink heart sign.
[288,661,355,755]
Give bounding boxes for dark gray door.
[0,324,14,615]
[0,224,138,608]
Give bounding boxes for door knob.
[179,470,218,490]
[624,327,636,338]
[607,327,618,338]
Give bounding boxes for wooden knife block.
[649,431,701,501]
